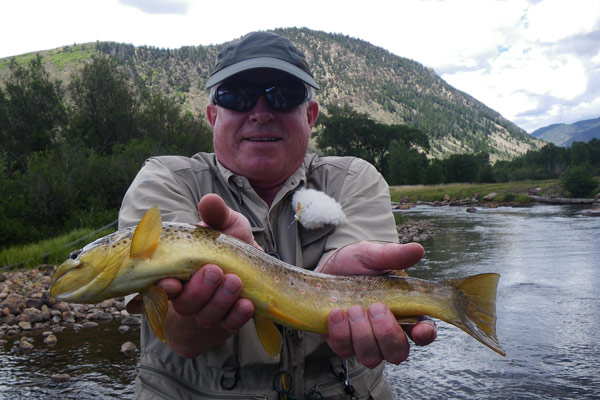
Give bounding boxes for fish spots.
[331,296,337,302]
[300,289,305,295]
[260,266,266,271]
[316,283,322,289]
[314,301,320,308]
[274,277,280,283]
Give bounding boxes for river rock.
[51,373,71,382]
[0,274,6,283]
[122,316,141,326]
[54,302,71,313]
[483,192,497,201]
[466,207,477,213]
[82,321,99,328]
[118,325,130,334]
[19,339,34,351]
[44,334,57,345]
[18,321,32,331]
[120,341,137,355]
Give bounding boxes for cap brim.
[205,57,319,89]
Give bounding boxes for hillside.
[0,27,544,160]
[531,117,600,147]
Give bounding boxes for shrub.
[560,165,598,198]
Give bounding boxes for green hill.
[0,27,544,160]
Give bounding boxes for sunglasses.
[213,80,309,112]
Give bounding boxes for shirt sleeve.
[320,158,398,263]
[118,157,201,229]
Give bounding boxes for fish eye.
[69,249,82,260]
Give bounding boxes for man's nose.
[249,95,275,124]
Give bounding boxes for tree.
[68,56,137,154]
[0,55,67,169]
[560,165,598,198]
[444,153,480,183]
[315,103,428,174]
[387,140,428,185]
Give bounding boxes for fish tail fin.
[443,273,506,356]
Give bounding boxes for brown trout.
[50,206,505,357]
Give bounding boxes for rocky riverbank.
[0,266,140,348]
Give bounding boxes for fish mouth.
[50,259,81,291]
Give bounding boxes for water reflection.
[387,205,600,399]
[0,321,139,398]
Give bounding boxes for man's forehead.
[224,68,298,84]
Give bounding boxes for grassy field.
[0,226,116,271]
[390,179,561,204]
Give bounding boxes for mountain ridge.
[0,27,544,160]
[530,117,600,147]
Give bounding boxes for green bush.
[560,165,598,198]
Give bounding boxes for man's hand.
[319,241,437,368]
[157,194,256,357]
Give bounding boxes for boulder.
[44,334,58,345]
[483,192,497,201]
[120,341,137,355]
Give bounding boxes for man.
[119,31,436,399]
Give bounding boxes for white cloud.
[0,0,598,133]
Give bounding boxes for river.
[385,204,600,399]
[1,205,599,398]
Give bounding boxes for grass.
[389,179,561,204]
[0,226,116,271]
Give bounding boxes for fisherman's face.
[207,69,319,190]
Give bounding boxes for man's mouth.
[245,138,281,142]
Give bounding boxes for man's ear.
[306,100,319,129]
[206,103,218,128]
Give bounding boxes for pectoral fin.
[130,206,162,260]
[93,244,128,291]
[142,285,168,342]
[254,316,282,358]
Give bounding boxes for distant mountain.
[0,27,544,160]
[531,117,600,147]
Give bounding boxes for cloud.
[118,0,190,15]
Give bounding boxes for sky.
[1,0,599,133]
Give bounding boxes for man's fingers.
[324,309,354,358]
[347,306,383,368]
[368,303,409,364]
[321,242,425,275]
[171,265,223,316]
[198,193,231,229]
[193,274,244,328]
[221,298,254,332]
[198,194,261,249]
[404,318,437,346]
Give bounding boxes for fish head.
[50,229,133,303]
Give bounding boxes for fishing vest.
[119,153,397,400]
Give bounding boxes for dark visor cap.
[205,31,319,89]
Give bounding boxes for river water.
[1,205,599,398]
[385,204,600,399]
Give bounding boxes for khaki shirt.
[119,153,398,399]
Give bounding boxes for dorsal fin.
[130,206,162,260]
